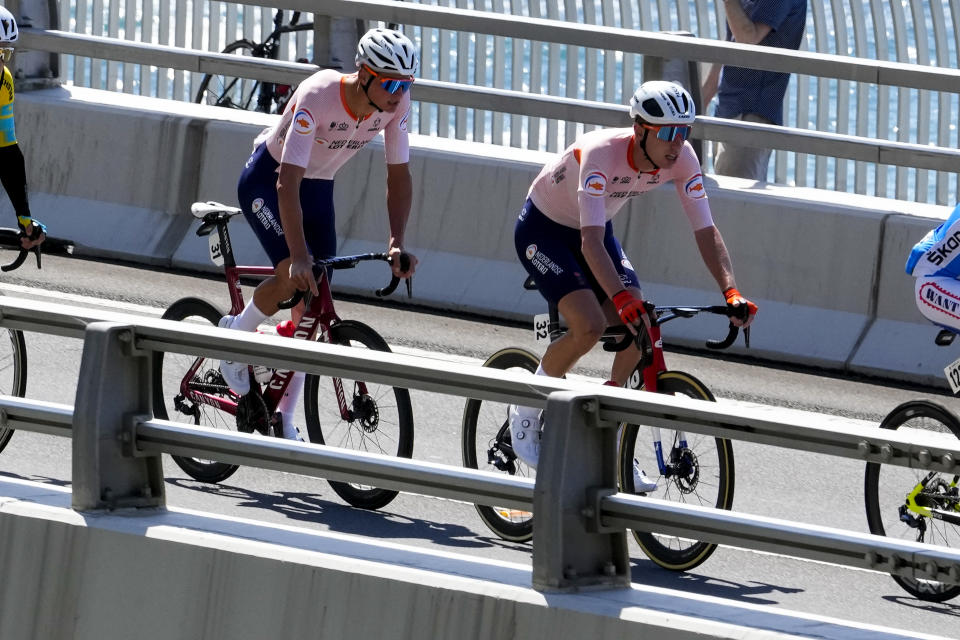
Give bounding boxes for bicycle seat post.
[215,217,238,270]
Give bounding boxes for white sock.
[231,301,270,332]
[279,371,305,438]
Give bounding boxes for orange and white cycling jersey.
[255,68,411,180]
[526,127,713,230]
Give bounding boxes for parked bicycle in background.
[194,9,313,113]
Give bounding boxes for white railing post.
[72,322,165,511]
[532,391,629,592]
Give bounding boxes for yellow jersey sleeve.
[0,66,16,147]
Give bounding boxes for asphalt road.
[1,252,958,638]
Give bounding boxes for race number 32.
[533,313,550,343]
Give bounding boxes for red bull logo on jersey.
[583,172,607,196]
[293,108,315,135]
[920,281,960,320]
[684,174,706,199]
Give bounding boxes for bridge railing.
[19,0,957,204]
[3,294,960,592]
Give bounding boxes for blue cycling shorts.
[514,198,640,305]
[237,143,337,267]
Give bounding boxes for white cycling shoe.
[218,315,251,395]
[508,405,542,469]
[632,459,658,492]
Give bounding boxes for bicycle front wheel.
[304,320,414,510]
[152,297,241,484]
[0,328,27,453]
[865,400,960,602]
[619,370,735,571]
[194,40,266,111]
[461,347,539,542]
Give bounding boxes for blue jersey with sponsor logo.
[906,203,960,279]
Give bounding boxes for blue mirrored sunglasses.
[379,77,414,94]
[643,124,692,141]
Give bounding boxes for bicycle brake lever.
[405,277,412,298]
[743,326,751,349]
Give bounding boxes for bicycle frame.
[175,216,360,429]
[542,294,724,479]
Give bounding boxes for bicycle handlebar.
[0,227,75,272]
[276,252,413,309]
[603,303,749,352]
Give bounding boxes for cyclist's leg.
[512,200,605,466]
[599,231,643,386]
[220,144,292,393]
[275,179,336,438]
[914,276,960,333]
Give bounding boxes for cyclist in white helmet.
[509,80,757,473]
[0,5,45,251]
[218,27,419,439]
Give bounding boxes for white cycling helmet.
[0,6,18,44]
[629,81,695,125]
[355,28,419,76]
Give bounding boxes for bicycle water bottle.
[253,321,297,383]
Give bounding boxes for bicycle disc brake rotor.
[670,447,700,494]
[351,390,379,433]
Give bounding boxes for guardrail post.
[532,391,629,592]
[72,322,164,511]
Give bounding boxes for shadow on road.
[881,593,960,617]
[630,559,804,605]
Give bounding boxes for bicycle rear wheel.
[618,370,735,571]
[0,328,27,453]
[461,347,538,542]
[304,320,414,510]
[194,40,268,111]
[152,297,241,483]
[864,400,960,602]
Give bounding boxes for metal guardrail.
[4,295,960,592]
[17,28,960,175]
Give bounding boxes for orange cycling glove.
[612,290,645,326]
[723,287,758,324]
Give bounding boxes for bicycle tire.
[0,328,27,454]
[152,297,241,483]
[303,319,414,510]
[194,40,268,111]
[618,370,735,571]
[864,400,960,602]
[461,347,539,542]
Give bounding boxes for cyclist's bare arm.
[385,161,417,277]
[276,161,318,295]
[581,225,626,299]
[694,225,737,293]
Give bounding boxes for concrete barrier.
[5,86,953,386]
[0,477,923,640]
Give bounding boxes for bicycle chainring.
[236,390,270,436]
